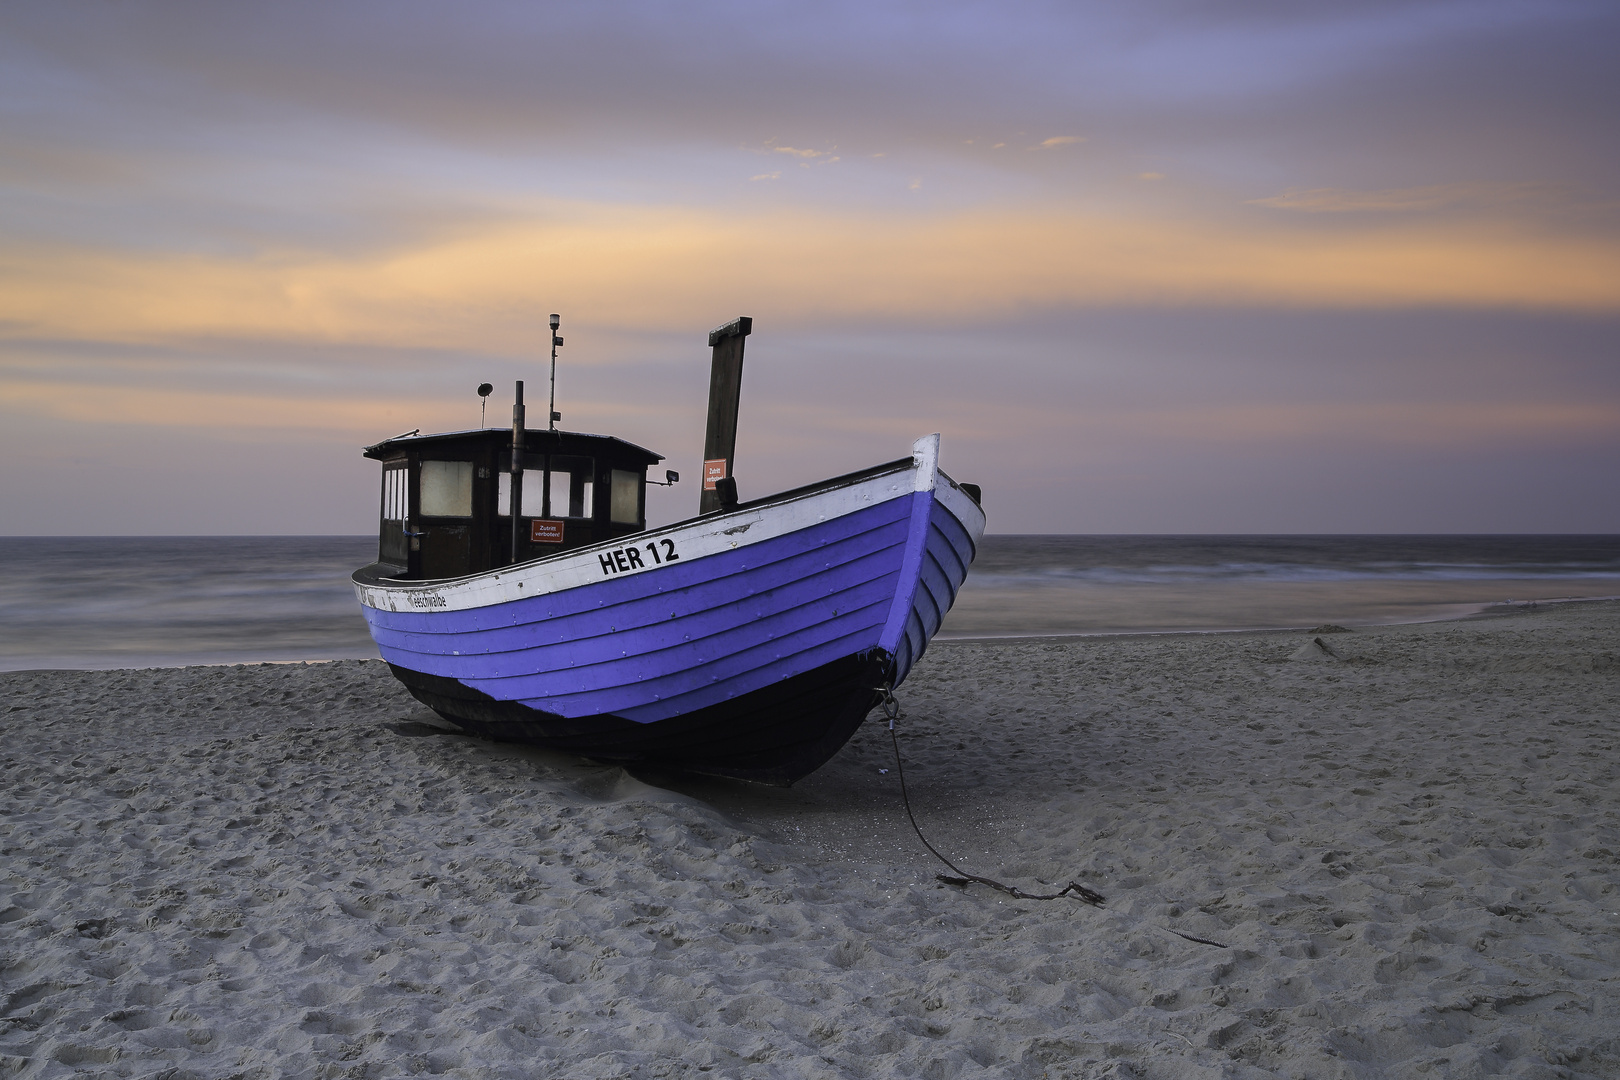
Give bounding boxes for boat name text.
[407,592,449,608]
[600,539,680,576]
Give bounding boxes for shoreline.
[934,591,1620,645]
[9,592,1618,674]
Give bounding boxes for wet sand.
[2,601,1617,1078]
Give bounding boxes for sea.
[1,535,1617,672]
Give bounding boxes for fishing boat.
[352,317,985,783]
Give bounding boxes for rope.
[876,686,1105,906]
[1161,927,1229,949]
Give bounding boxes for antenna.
[477,382,493,427]
[548,313,562,431]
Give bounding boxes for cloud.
[3,198,1617,366]
[772,146,825,159]
[1249,182,1564,213]
[0,374,676,436]
[1138,172,1165,181]
[750,172,781,181]
[0,379,384,430]
[1087,400,1620,447]
[1035,135,1084,149]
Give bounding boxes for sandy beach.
[3,601,1617,1079]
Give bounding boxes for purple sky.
[2,0,1617,534]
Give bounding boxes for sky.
[2,0,1617,535]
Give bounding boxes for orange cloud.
[0,379,441,434]
[2,200,1617,356]
[0,377,672,435]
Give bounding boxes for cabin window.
[420,460,473,517]
[496,470,547,517]
[610,469,641,524]
[382,464,407,521]
[548,455,595,519]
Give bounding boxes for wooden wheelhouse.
[364,428,663,581]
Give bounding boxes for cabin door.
[420,527,471,579]
[379,462,408,565]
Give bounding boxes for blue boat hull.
[353,436,984,783]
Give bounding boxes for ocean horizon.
[2,533,1617,672]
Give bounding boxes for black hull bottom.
[386,652,890,785]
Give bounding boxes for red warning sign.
[530,519,565,544]
[702,459,728,490]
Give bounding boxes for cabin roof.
[363,427,663,464]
